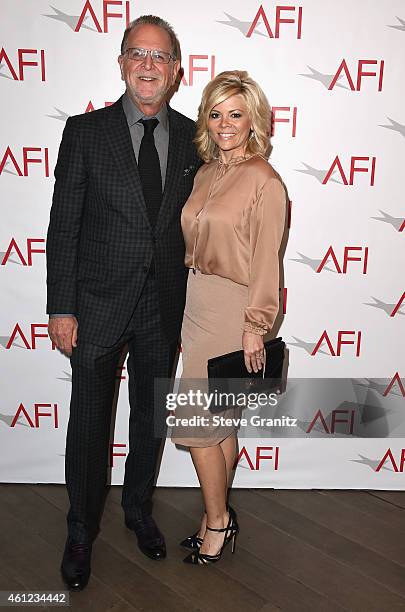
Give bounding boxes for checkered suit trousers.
[66,273,177,543]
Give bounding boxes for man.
[46,15,200,590]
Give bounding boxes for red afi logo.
[329,60,384,91]
[312,331,362,357]
[323,156,376,186]
[383,373,405,397]
[235,446,280,470]
[0,147,49,177]
[317,246,369,274]
[6,324,55,350]
[11,403,59,428]
[1,239,45,266]
[75,0,131,32]
[271,106,298,137]
[0,48,46,81]
[307,409,355,434]
[85,101,114,112]
[247,5,303,39]
[376,449,405,472]
[181,55,216,87]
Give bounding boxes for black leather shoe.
[61,539,92,591]
[125,515,166,560]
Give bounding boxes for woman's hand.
[242,331,265,373]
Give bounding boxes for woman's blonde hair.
[194,70,272,162]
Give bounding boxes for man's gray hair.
[120,15,180,60]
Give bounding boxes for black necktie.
[138,118,162,229]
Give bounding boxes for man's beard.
[128,79,169,105]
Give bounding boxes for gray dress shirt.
[122,91,169,189]
[50,92,169,318]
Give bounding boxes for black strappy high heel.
[180,506,237,551]
[179,531,204,551]
[182,508,239,565]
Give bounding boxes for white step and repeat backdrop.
[1,0,404,488]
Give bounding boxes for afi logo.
[235,446,279,470]
[0,147,49,177]
[75,0,131,32]
[5,324,55,350]
[181,55,216,86]
[247,5,303,39]
[85,100,114,113]
[1,238,45,266]
[0,48,46,81]
[376,449,405,472]
[271,106,298,137]
[281,287,287,315]
[391,292,405,317]
[110,443,126,467]
[116,365,127,380]
[312,331,362,357]
[317,246,369,274]
[10,403,59,428]
[307,409,354,434]
[323,156,376,186]
[384,372,405,397]
[329,60,384,91]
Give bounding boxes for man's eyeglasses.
[125,47,174,64]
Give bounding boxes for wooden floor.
[1,486,405,611]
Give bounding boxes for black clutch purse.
[207,337,285,413]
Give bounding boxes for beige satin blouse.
[181,154,286,335]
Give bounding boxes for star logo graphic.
[57,371,72,382]
[0,161,18,176]
[216,12,267,37]
[236,458,251,470]
[283,413,331,435]
[294,163,340,184]
[371,210,405,232]
[353,378,404,399]
[299,66,348,90]
[0,62,13,80]
[0,250,22,265]
[0,335,24,349]
[0,412,29,427]
[287,336,329,356]
[290,252,335,273]
[379,117,405,138]
[350,454,392,472]
[47,107,70,122]
[364,297,405,317]
[43,6,96,32]
[388,16,405,32]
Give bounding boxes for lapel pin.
[183,165,195,176]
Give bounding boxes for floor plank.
[256,489,405,567]
[320,490,405,533]
[370,491,405,510]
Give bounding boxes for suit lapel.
[102,97,151,230]
[155,107,188,236]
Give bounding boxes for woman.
[172,70,286,564]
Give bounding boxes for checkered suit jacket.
[46,96,201,346]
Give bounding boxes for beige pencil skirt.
[171,269,248,447]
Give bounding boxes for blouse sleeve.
[244,177,286,335]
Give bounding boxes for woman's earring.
[249,129,255,140]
